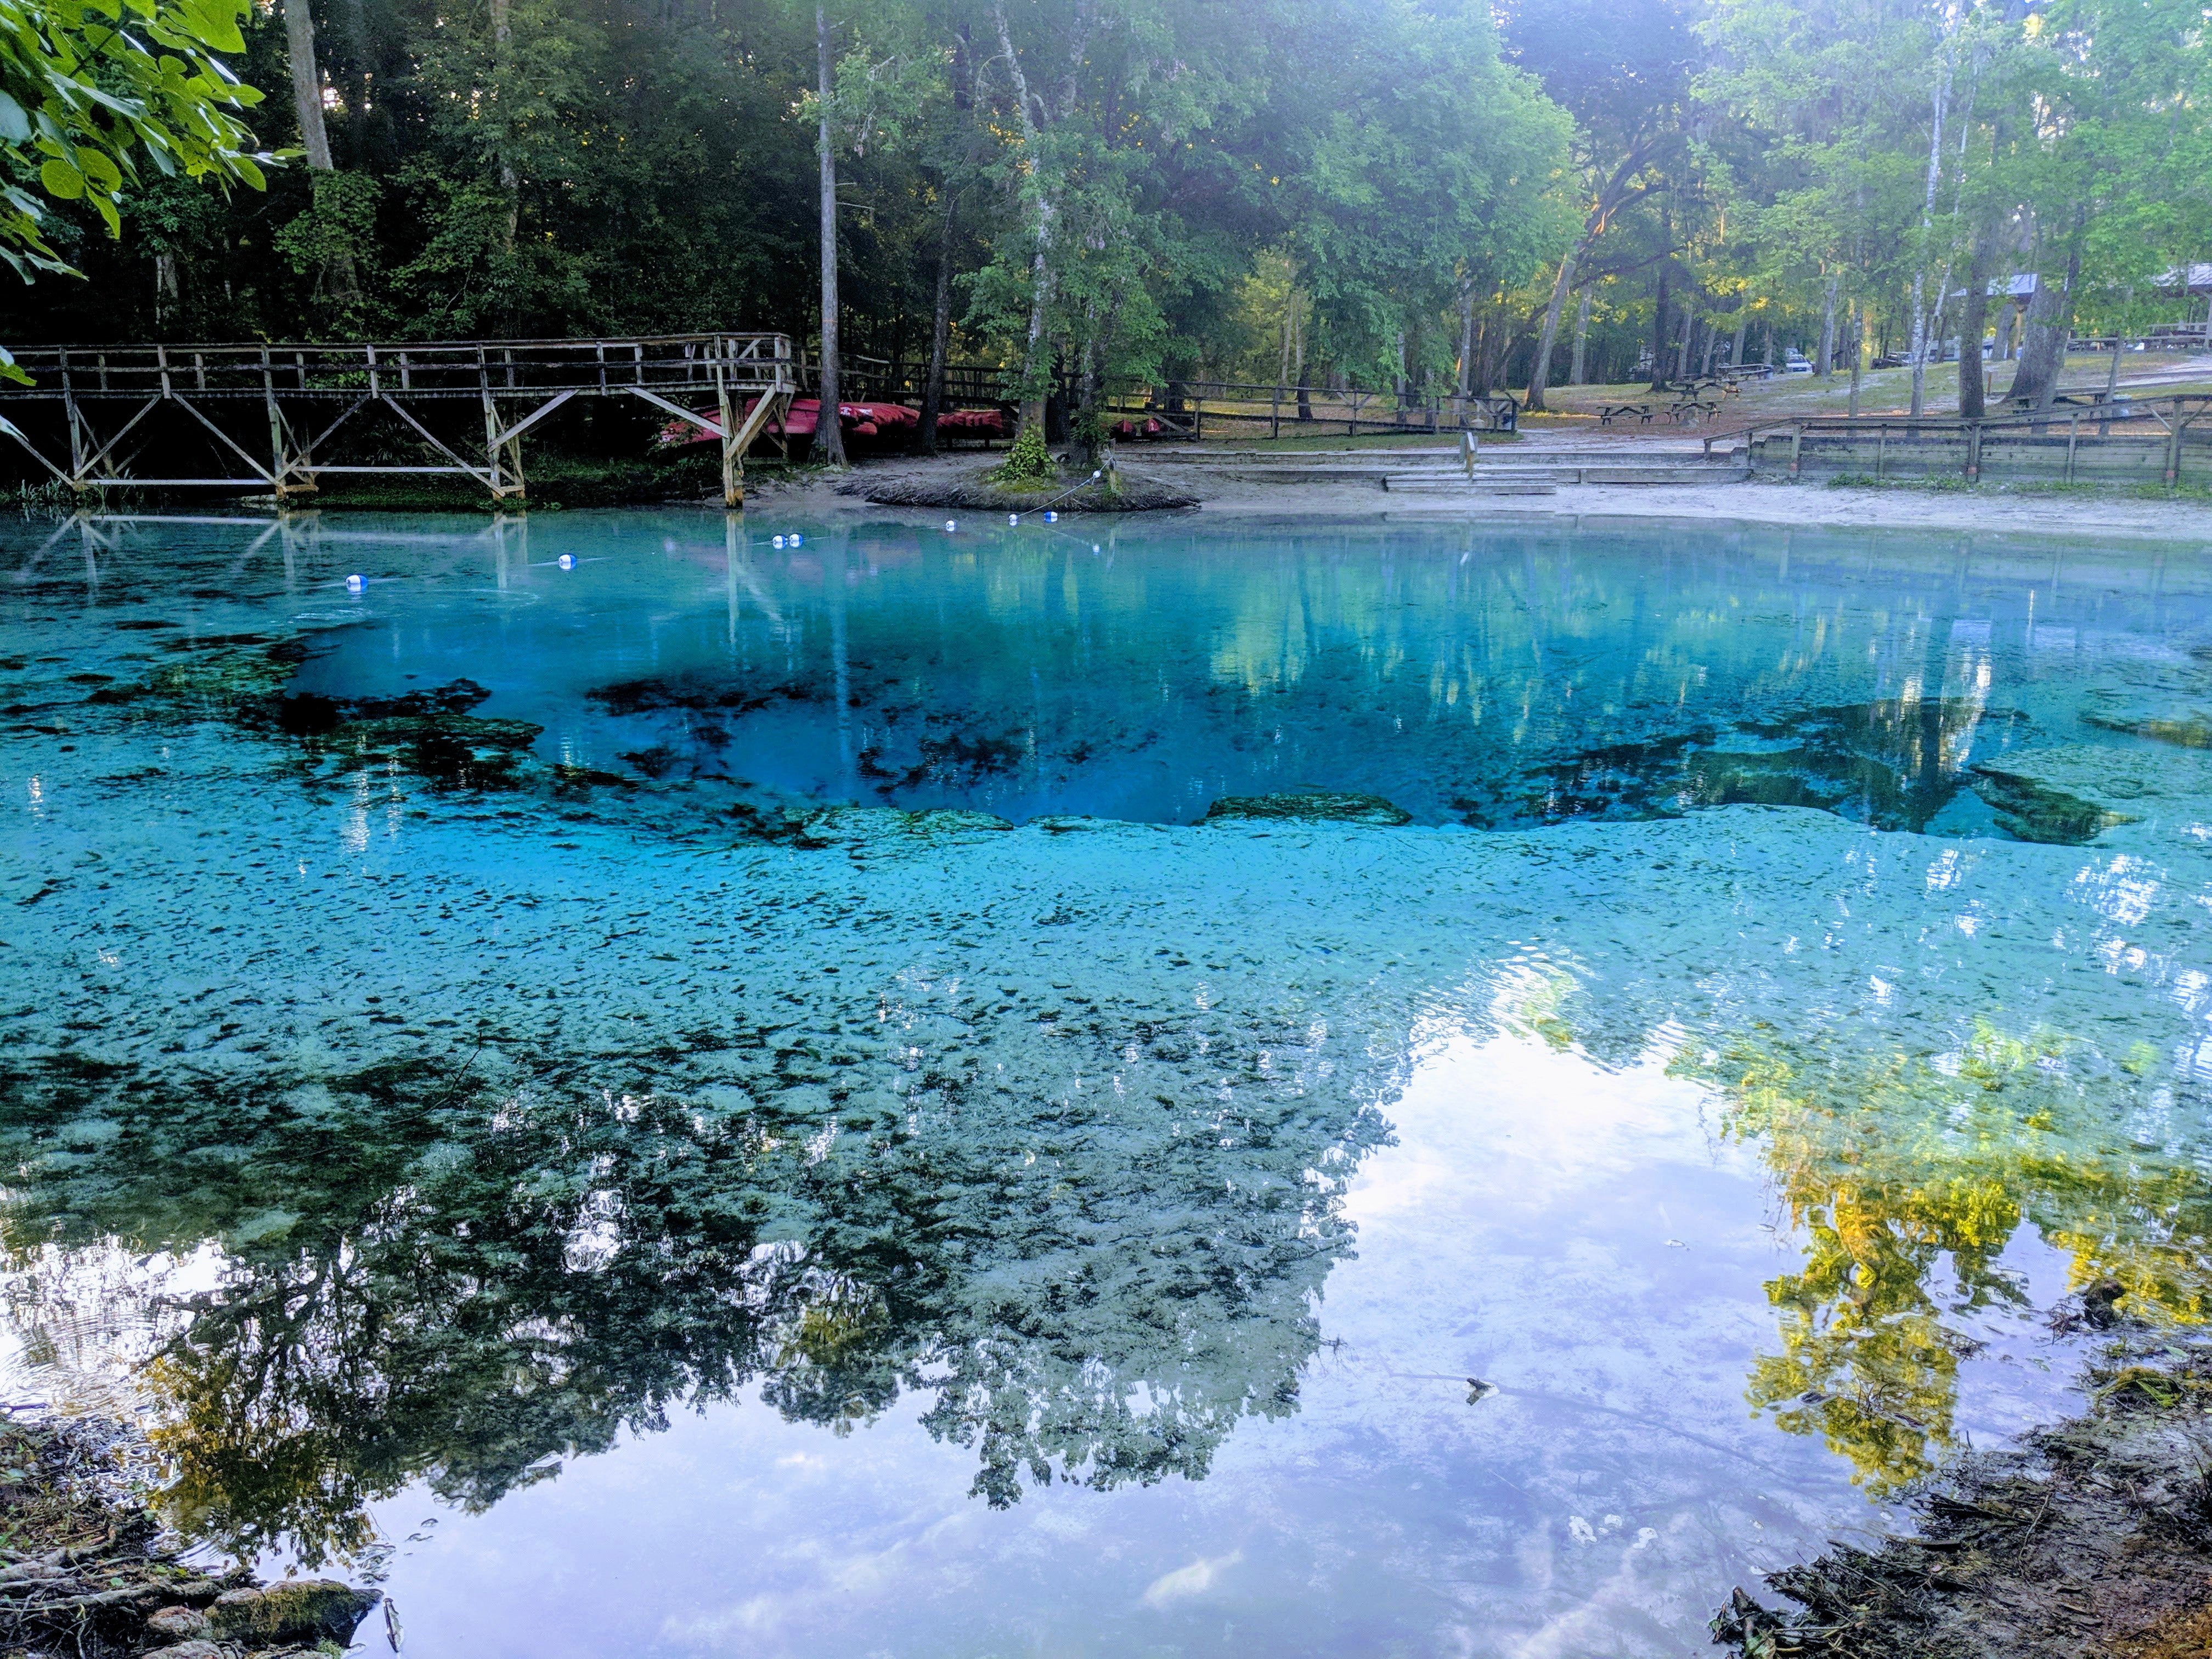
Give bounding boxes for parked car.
[1782,352,1814,375]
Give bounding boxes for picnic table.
[1668,398,1720,425]
[1598,403,1657,427]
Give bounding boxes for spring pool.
[4,508,2211,1656]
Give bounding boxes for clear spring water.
[4,507,2212,1657]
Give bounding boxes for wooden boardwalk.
[0,332,797,506]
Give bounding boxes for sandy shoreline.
[771,442,2212,545]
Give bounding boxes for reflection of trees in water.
[0,1000,1391,1563]
[579,536,2028,828]
[1679,1022,2212,1493]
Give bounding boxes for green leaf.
[0,92,29,145]
[38,158,86,200]
[77,149,123,193]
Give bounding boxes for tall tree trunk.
[1456,285,1476,398]
[1816,273,1839,377]
[284,0,335,172]
[994,3,1056,442]
[1649,261,1672,393]
[1908,42,1955,418]
[1729,312,1747,371]
[815,5,848,466]
[340,0,373,155]
[489,0,518,250]
[1958,236,1990,421]
[1673,303,1693,382]
[1524,245,1580,413]
[1848,307,1865,416]
[283,0,359,301]
[2010,213,2084,411]
[918,190,957,454]
[1570,290,1592,385]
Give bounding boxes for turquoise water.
[4,509,2212,1656]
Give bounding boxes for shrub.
[993,425,1056,486]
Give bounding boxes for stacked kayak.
[654,397,1008,453]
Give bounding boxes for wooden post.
[1876,427,1886,479]
[1789,424,1803,477]
[59,348,84,480]
[1966,420,1982,483]
[716,353,741,509]
[2065,412,2078,484]
[1270,383,1280,441]
[262,345,289,499]
[480,351,504,498]
[2165,398,2185,488]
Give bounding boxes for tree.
[1501,0,1700,410]
[1,0,271,280]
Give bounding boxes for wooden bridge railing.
[2,333,797,400]
[0,332,798,506]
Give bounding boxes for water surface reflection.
[4,511,2212,1654]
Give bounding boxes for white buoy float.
[1044,511,1058,522]
[790,533,803,546]
[945,519,957,532]
[557,554,574,569]
[345,573,365,592]
[772,534,786,548]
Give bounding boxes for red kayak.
[653,397,934,452]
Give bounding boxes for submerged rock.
[1968,765,2134,844]
[144,1604,212,1641]
[2080,701,2212,748]
[1203,791,1413,826]
[208,1578,380,1645]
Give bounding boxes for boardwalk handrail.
[1697,392,2211,487]
[0,332,797,401]
[0,331,799,506]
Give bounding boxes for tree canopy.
[4,0,2209,413]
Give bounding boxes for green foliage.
[991,422,1055,485]
[3,0,2207,415]
[0,0,273,282]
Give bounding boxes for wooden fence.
[1707,394,2212,489]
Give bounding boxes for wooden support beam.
[723,386,789,507]
[488,389,577,450]
[380,393,500,492]
[622,384,725,433]
[171,395,279,485]
[0,412,74,487]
